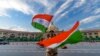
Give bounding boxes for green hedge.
[0,37,36,42]
[1,36,100,42]
[83,37,100,42]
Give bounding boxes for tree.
[20,37,28,41]
[13,37,20,42]
[34,34,43,41]
[29,37,35,41]
[0,36,6,41]
[83,36,89,42]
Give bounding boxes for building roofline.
[0,29,41,33]
[0,28,63,34]
[81,29,100,32]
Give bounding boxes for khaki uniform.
[46,48,58,56]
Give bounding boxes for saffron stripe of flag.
[37,21,81,48]
[32,14,53,32]
[57,30,82,48]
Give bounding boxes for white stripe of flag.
[33,18,49,27]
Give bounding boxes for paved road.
[0,42,100,56]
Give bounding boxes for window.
[88,33,92,35]
[22,34,24,36]
[25,34,28,36]
[10,34,15,38]
[18,33,21,36]
[2,32,7,35]
[94,32,98,35]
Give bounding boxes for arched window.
[94,33,98,35]
[10,34,15,38]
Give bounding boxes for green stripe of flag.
[32,22,47,33]
[57,30,83,48]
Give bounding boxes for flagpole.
[46,30,58,56]
[46,14,58,56]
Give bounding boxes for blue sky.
[0,0,100,32]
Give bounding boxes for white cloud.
[9,26,41,32]
[91,22,100,28]
[54,0,86,22]
[73,0,85,8]
[54,0,85,16]
[9,26,28,31]
[94,8,100,14]
[80,24,100,30]
[0,12,8,16]
[80,15,100,24]
[0,9,11,17]
[34,0,56,14]
[0,26,28,31]
[92,24,100,28]
[0,0,35,17]
[60,11,68,17]
[34,0,48,7]
[55,11,68,22]
[0,25,41,32]
[54,0,73,16]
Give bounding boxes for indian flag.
[32,14,53,32]
[57,30,82,48]
[37,21,82,48]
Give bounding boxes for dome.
[47,22,59,32]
